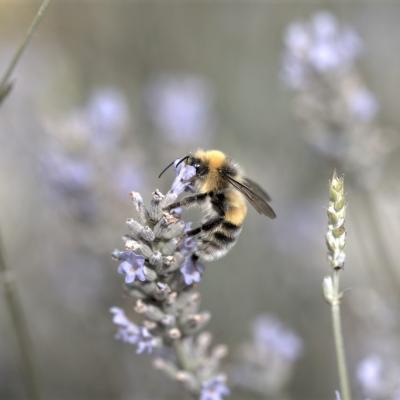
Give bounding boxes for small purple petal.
[110,307,156,353]
[135,327,154,354]
[117,251,146,284]
[170,162,196,196]
[180,256,204,285]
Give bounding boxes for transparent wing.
[225,175,276,219]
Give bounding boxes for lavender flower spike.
[110,160,229,398]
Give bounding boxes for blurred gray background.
[1,1,400,400]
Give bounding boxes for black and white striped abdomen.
[196,221,242,262]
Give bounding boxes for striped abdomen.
[196,190,247,261]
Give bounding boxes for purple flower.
[110,307,155,354]
[42,150,93,194]
[346,86,378,122]
[87,88,129,148]
[252,315,303,361]
[135,327,155,354]
[180,256,204,285]
[180,236,197,254]
[282,11,363,87]
[170,161,196,196]
[356,355,384,394]
[117,251,146,284]
[145,75,214,144]
[200,376,230,400]
[113,161,145,196]
[110,307,140,344]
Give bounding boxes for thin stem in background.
[0,1,52,398]
[0,0,52,105]
[331,271,351,400]
[0,232,41,400]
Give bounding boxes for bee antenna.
[158,155,189,178]
[175,155,189,169]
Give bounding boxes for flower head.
[117,250,146,284]
[282,11,362,88]
[200,376,230,400]
[180,256,204,285]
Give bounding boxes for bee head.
[158,153,207,179]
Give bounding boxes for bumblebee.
[159,149,276,262]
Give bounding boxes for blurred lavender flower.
[41,149,96,221]
[42,150,94,194]
[145,74,214,144]
[110,163,228,398]
[356,354,400,400]
[200,376,230,400]
[346,86,378,122]
[86,88,129,149]
[283,11,362,87]
[281,11,393,188]
[110,307,139,344]
[113,161,145,198]
[117,251,146,284]
[230,314,302,396]
[39,86,143,222]
[252,315,303,361]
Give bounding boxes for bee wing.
[242,177,272,201]
[225,175,276,219]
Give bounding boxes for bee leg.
[164,192,212,211]
[186,217,224,237]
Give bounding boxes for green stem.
[0,0,52,103]
[0,233,41,400]
[331,271,351,400]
